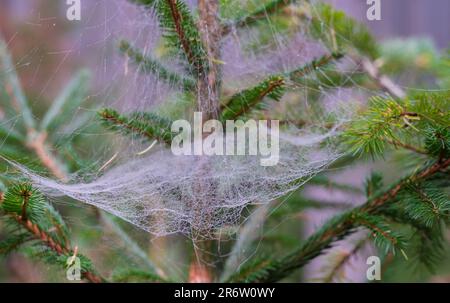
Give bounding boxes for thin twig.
[12,214,104,283]
[321,234,370,283]
[26,130,68,181]
[197,0,222,120]
[386,138,428,155]
[361,58,406,99]
[0,35,36,129]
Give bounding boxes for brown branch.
[322,236,369,283]
[1,188,103,282]
[20,190,31,221]
[361,58,406,99]
[289,53,343,81]
[226,77,285,120]
[357,218,398,245]
[197,0,222,120]
[364,158,450,211]
[11,214,103,283]
[26,130,68,181]
[187,0,224,281]
[99,110,169,144]
[166,0,204,76]
[23,133,105,283]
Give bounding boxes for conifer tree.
[0,0,448,283]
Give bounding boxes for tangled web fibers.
[2,0,357,239]
[9,124,344,238]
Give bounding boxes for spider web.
[2,0,375,242]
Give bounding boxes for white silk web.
[2,0,368,239]
[12,125,344,237]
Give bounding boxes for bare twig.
[361,58,406,99]
[1,35,69,181]
[321,234,370,283]
[0,36,35,129]
[197,0,222,120]
[386,138,428,155]
[26,130,68,181]
[185,0,225,282]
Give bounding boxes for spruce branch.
[229,157,450,282]
[306,3,379,59]
[164,0,207,75]
[306,3,405,98]
[222,0,297,35]
[98,108,173,144]
[401,183,450,228]
[288,52,344,83]
[1,49,169,280]
[353,213,406,256]
[119,40,196,91]
[385,138,428,155]
[220,75,285,121]
[220,52,342,120]
[1,45,164,280]
[0,185,104,283]
[131,0,208,78]
[380,200,448,273]
[344,92,449,158]
[26,130,68,181]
